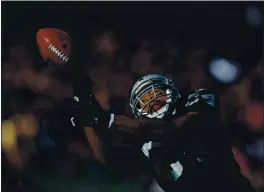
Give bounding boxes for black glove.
[185,88,220,116]
[72,77,111,131]
[78,93,111,129]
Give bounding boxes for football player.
[33,29,256,191]
[74,74,256,192]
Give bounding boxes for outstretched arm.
[114,114,198,133]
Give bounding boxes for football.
[36,28,72,65]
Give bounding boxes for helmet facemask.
[130,75,180,119]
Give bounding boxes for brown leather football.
[36,28,72,65]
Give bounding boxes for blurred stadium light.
[245,6,262,28]
[208,57,241,84]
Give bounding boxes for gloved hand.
[72,77,111,131]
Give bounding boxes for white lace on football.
[48,44,69,62]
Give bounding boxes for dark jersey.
[141,88,219,155]
[70,82,255,192]
[141,88,255,192]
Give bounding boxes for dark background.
[2,2,262,66]
[1,2,263,192]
